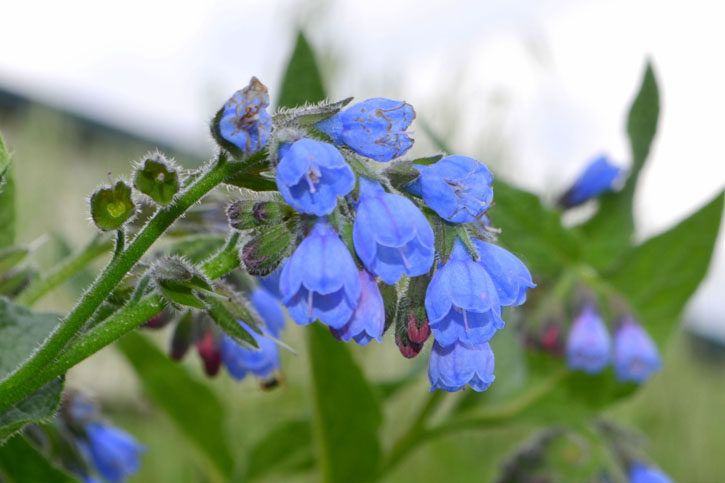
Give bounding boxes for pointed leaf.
[117,332,235,478]
[0,435,76,482]
[0,167,15,249]
[307,324,382,483]
[277,32,326,109]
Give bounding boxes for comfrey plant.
[0,33,722,482]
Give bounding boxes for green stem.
[15,234,113,307]
[377,367,569,478]
[0,156,244,412]
[112,229,125,263]
[4,230,244,408]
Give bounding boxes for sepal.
[133,153,180,206]
[151,257,214,310]
[242,224,295,276]
[90,181,136,232]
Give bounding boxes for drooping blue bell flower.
[558,154,624,208]
[218,77,272,155]
[276,138,355,216]
[258,265,283,299]
[425,240,504,347]
[565,305,611,374]
[330,270,385,345]
[614,318,661,383]
[280,219,361,329]
[407,155,494,223]
[629,462,673,483]
[428,340,495,392]
[316,98,415,162]
[83,422,145,483]
[221,321,280,380]
[250,287,286,337]
[353,178,434,284]
[473,239,535,307]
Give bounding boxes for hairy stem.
[15,234,112,307]
[0,156,245,412]
[3,229,243,409]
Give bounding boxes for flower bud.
[558,154,623,208]
[170,312,193,360]
[196,325,221,377]
[565,305,611,374]
[133,153,180,206]
[227,199,294,231]
[90,181,135,231]
[395,331,423,359]
[242,224,294,276]
[613,318,661,383]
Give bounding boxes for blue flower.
[425,240,504,346]
[221,321,280,380]
[83,422,144,483]
[473,240,535,306]
[316,98,415,162]
[280,219,361,328]
[428,340,495,392]
[218,77,272,155]
[629,462,673,483]
[330,270,385,345]
[614,318,661,383]
[250,287,286,337]
[558,154,623,208]
[565,305,611,374]
[276,138,355,215]
[407,155,494,223]
[353,178,434,284]
[258,265,283,299]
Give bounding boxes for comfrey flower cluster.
[43,392,146,483]
[565,304,661,383]
[212,77,534,392]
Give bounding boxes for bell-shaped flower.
[425,240,504,347]
[221,321,280,380]
[353,178,434,284]
[565,305,611,374]
[614,318,661,383]
[629,462,673,483]
[428,340,495,392]
[218,77,272,155]
[250,287,286,337]
[316,98,415,162]
[473,239,535,307]
[330,270,385,345]
[280,219,361,329]
[276,138,355,216]
[83,423,145,483]
[558,154,624,208]
[407,155,494,223]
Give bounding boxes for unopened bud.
[196,328,221,377]
[407,312,430,344]
[170,312,193,360]
[242,224,294,276]
[227,199,294,231]
[395,331,423,359]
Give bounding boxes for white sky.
[1,0,724,336]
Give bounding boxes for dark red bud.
[142,311,171,330]
[407,314,430,344]
[196,331,221,377]
[540,322,564,357]
[396,331,423,359]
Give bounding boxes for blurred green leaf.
[307,324,383,483]
[0,133,9,181]
[117,332,234,478]
[581,62,660,271]
[277,32,326,109]
[0,167,15,249]
[0,298,64,442]
[491,180,581,278]
[0,435,76,482]
[607,190,724,346]
[245,419,314,481]
[0,379,64,444]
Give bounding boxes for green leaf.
[0,132,9,182]
[245,419,314,481]
[490,180,581,278]
[307,324,383,483]
[0,379,64,443]
[607,190,725,346]
[0,435,76,482]
[0,298,64,442]
[117,332,235,478]
[277,32,326,109]
[580,62,660,271]
[0,167,16,249]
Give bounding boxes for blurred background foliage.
[0,26,724,483]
